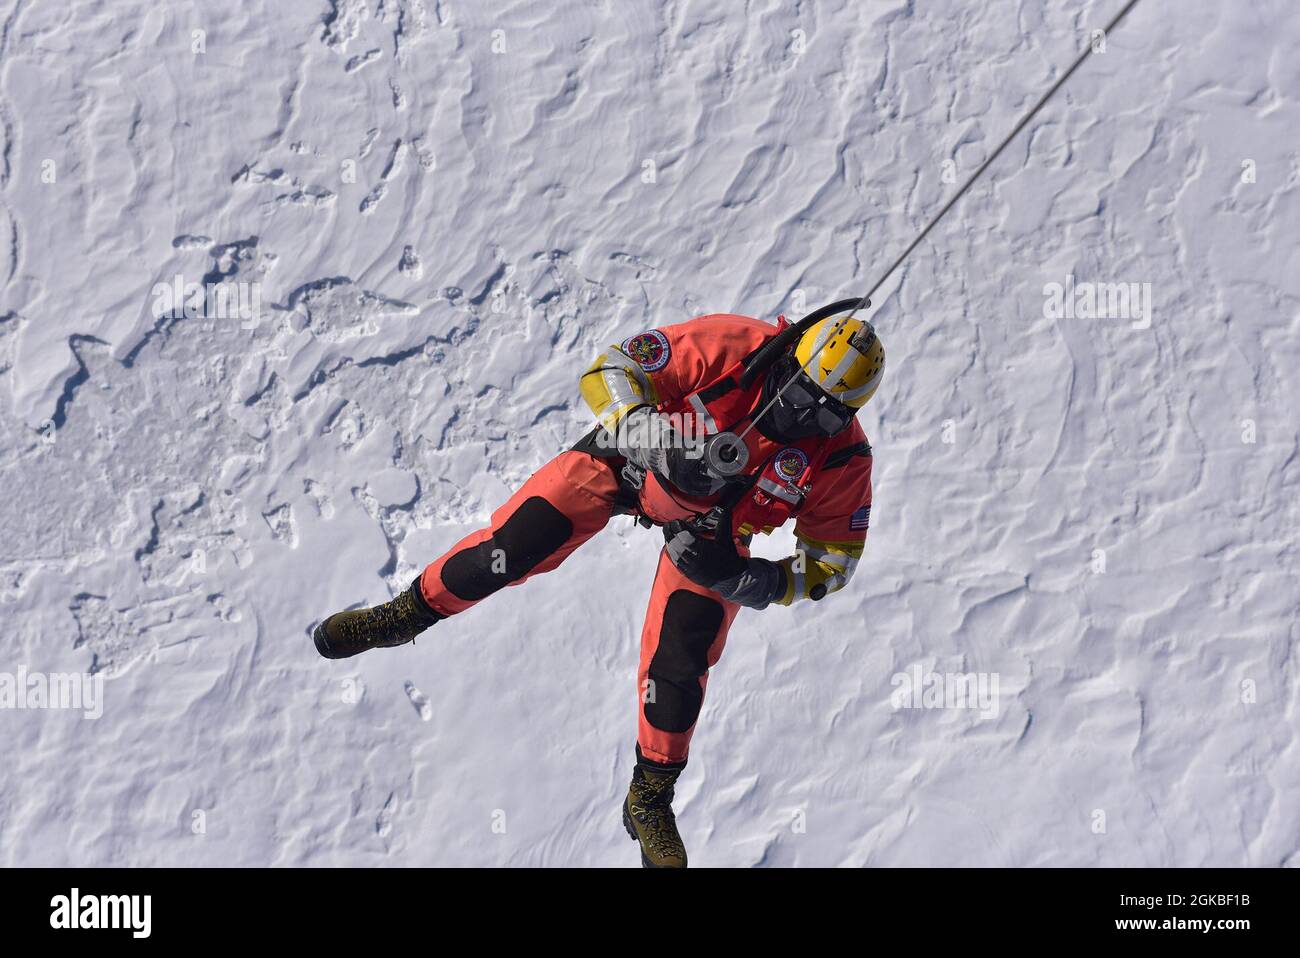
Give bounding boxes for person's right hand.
[617,407,723,497]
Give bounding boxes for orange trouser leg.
[418,450,620,616]
[636,548,741,765]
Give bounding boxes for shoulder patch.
[621,329,671,372]
[849,504,871,531]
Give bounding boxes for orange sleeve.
[769,433,873,605]
[621,314,775,405]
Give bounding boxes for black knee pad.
[441,497,574,601]
[644,590,725,734]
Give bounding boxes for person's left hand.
[663,519,746,587]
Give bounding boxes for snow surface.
[1,0,1297,867]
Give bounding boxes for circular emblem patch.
[774,447,809,482]
[621,329,671,372]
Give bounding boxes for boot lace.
[631,777,684,857]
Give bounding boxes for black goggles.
[773,358,855,435]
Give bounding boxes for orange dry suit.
[418,314,874,764]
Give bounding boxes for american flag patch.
[849,504,871,531]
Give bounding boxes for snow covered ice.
[0,0,1296,867]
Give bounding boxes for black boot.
[313,576,443,660]
[622,746,688,868]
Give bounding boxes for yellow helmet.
[793,315,885,409]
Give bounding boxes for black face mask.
[755,354,855,442]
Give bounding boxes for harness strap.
[570,426,653,524]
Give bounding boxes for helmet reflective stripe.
[837,363,884,404]
[819,342,862,392]
[806,320,839,366]
[804,322,845,392]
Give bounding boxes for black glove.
[661,446,724,498]
[663,519,746,588]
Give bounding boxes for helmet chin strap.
[702,0,1144,484]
